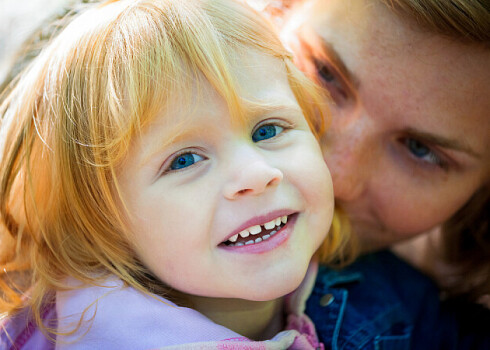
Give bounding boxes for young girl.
[0,0,350,348]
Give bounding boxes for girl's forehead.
[151,79,302,128]
[151,49,298,119]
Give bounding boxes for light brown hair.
[381,0,490,45]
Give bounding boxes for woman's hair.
[0,0,353,330]
[376,0,490,303]
[380,0,490,45]
[272,0,490,45]
[440,186,490,302]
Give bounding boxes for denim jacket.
[306,251,490,350]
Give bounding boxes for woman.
[273,0,490,348]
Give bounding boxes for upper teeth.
[227,215,288,243]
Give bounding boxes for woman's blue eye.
[313,59,348,103]
[318,64,336,83]
[406,138,442,165]
[169,153,204,170]
[407,139,430,157]
[252,125,284,142]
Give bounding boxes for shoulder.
[0,304,56,350]
[56,276,239,349]
[307,250,441,350]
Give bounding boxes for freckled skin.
[286,0,490,250]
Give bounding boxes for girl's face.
[117,50,333,301]
[284,0,490,250]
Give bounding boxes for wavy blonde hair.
[0,0,352,332]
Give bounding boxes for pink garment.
[1,263,323,350]
[0,302,56,350]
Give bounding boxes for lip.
[220,209,297,243]
[219,212,298,254]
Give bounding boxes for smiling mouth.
[220,214,291,247]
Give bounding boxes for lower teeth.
[227,227,281,247]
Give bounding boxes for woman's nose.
[223,150,283,200]
[328,148,368,202]
[325,114,375,203]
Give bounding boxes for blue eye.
[311,59,350,105]
[252,125,284,142]
[169,153,204,170]
[405,138,444,166]
[318,64,336,83]
[407,139,430,157]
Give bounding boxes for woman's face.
[284,0,490,250]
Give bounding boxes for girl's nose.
[223,152,283,200]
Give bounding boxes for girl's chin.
[237,272,308,301]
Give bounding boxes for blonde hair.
[0,0,351,331]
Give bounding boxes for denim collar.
[315,265,363,289]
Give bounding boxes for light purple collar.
[1,262,322,349]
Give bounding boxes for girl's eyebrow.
[139,103,303,167]
[404,127,482,159]
[139,126,204,167]
[243,103,304,117]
